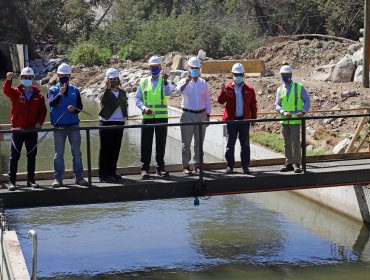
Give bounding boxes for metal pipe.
[86,130,92,186]
[301,119,307,173]
[198,123,204,182]
[28,230,37,280]
[24,45,29,67]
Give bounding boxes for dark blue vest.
[49,83,80,126]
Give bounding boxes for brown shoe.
[141,170,150,179]
[156,167,169,177]
[183,168,192,175]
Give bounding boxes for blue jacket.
[48,83,81,126]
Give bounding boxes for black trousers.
[141,118,168,171]
[9,131,38,183]
[225,122,251,169]
[99,121,125,179]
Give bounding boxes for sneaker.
[7,181,16,191]
[52,179,63,188]
[280,163,294,172]
[141,170,150,180]
[226,166,233,174]
[27,180,40,188]
[293,164,302,173]
[183,168,192,175]
[243,167,252,175]
[156,167,169,177]
[76,178,88,186]
[193,167,200,174]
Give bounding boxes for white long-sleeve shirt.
[176,77,212,114]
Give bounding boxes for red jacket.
[217,81,257,121]
[2,79,47,129]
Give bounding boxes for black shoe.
[99,177,108,182]
[280,163,294,172]
[7,181,16,191]
[226,166,233,174]
[112,173,123,181]
[106,176,118,183]
[293,164,302,173]
[156,167,169,177]
[243,167,252,174]
[27,180,40,188]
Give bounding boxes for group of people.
[1,55,310,190]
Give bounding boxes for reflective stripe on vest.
[280,83,304,124]
[141,76,168,119]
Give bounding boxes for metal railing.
[27,230,37,280]
[0,112,369,186]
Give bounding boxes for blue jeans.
[53,126,83,180]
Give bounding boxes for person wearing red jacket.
[2,67,47,191]
[218,63,257,174]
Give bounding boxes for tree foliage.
[7,0,365,62]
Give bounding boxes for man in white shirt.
[176,57,211,175]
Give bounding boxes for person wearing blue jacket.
[47,63,88,188]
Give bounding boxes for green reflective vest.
[141,76,168,119]
[280,83,304,124]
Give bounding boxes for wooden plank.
[201,60,266,76]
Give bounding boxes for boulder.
[333,138,351,154]
[341,90,359,99]
[311,64,335,82]
[347,43,362,55]
[351,47,363,66]
[331,55,355,83]
[197,49,207,60]
[171,55,185,70]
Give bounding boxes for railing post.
[198,123,204,181]
[301,118,307,173]
[86,129,92,186]
[28,230,37,280]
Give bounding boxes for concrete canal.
[1,81,370,279]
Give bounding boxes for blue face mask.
[234,76,244,84]
[190,69,200,77]
[21,79,33,87]
[151,67,161,76]
[282,76,291,83]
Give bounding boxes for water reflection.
[6,192,370,279]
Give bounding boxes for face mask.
[21,79,33,87]
[234,76,244,84]
[282,76,291,83]
[151,67,161,76]
[110,80,119,89]
[60,76,69,84]
[190,69,200,77]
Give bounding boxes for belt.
[182,108,206,114]
[235,116,244,120]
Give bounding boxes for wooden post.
[364,0,370,88]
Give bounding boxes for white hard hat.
[231,63,245,74]
[188,57,201,68]
[279,65,293,74]
[106,68,119,78]
[149,55,162,65]
[57,63,72,75]
[20,67,34,76]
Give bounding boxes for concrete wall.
[128,94,370,223]
[0,230,30,280]
[0,43,26,73]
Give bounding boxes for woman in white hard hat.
[98,68,128,182]
[135,55,172,179]
[176,57,211,175]
[48,63,88,187]
[218,63,257,174]
[2,68,47,191]
[275,64,310,173]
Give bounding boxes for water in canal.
[2,80,370,279]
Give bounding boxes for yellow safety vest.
[280,83,304,124]
[141,76,168,119]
